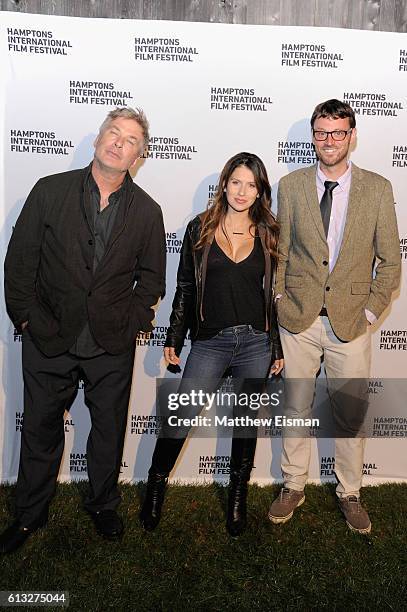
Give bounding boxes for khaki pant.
[279,316,371,498]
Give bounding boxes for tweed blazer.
[275,163,400,341]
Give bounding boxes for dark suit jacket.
[275,163,400,341]
[4,164,166,356]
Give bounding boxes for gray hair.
[98,107,150,151]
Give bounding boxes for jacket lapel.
[104,172,134,255]
[302,166,326,242]
[337,163,363,254]
[199,235,213,320]
[258,224,271,330]
[80,164,95,235]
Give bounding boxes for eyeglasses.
[312,129,353,141]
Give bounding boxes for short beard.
[318,146,349,168]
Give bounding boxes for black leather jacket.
[165,214,283,362]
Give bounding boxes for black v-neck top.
[197,235,266,340]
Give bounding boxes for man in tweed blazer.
[268,99,400,533]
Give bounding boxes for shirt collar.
[87,166,131,202]
[317,160,352,192]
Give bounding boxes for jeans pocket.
[250,327,267,337]
[211,330,224,338]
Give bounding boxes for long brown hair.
[195,152,279,261]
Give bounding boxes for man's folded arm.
[131,207,166,333]
[275,179,290,296]
[366,180,401,318]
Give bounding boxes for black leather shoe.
[226,472,249,537]
[0,520,45,554]
[90,509,123,540]
[139,472,168,531]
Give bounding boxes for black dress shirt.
[70,171,127,357]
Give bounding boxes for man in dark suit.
[268,99,400,534]
[1,107,166,552]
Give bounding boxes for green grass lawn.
[0,482,406,611]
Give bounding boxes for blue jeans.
[152,325,272,472]
[160,325,272,438]
[184,324,272,380]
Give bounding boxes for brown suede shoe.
[338,495,371,534]
[268,487,305,524]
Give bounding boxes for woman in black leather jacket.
[140,152,283,536]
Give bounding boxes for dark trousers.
[16,330,135,527]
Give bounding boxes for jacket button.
[88,291,92,297]
[85,265,90,270]
[88,239,93,245]
[325,286,330,291]
[322,260,328,266]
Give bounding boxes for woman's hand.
[164,347,181,366]
[270,359,284,376]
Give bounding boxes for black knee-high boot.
[226,436,257,536]
[139,437,186,531]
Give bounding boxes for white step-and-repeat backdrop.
[0,12,406,485]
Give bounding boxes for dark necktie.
[320,180,338,238]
